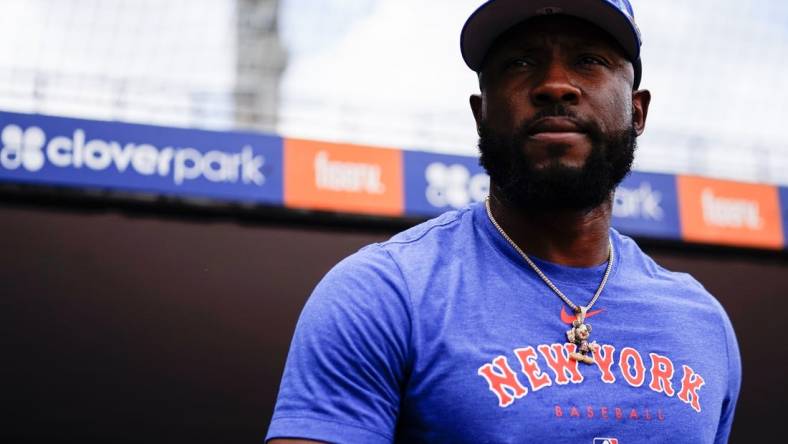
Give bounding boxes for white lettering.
[425,162,489,208]
[314,150,383,194]
[72,129,85,168]
[701,188,762,229]
[1,124,46,171]
[224,151,241,183]
[1,123,267,187]
[47,136,73,167]
[0,124,24,170]
[84,139,112,171]
[131,144,158,175]
[202,150,228,183]
[109,142,134,173]
[157,147,174,176]
[469,171,491,203]
[21,126,45,172]
[241,146,264,185]
[614,182,664,220]
[173,148,202,185]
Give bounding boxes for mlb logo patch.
[594,439,619,444]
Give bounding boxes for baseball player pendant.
[566,306,599,365]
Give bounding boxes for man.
[267,1,741,442]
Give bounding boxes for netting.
[1,0,787,185]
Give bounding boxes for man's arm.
[265,245,411,444]
[713,301,742,444]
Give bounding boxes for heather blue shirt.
[267,203,741,443]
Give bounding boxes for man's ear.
[470,94,483,134]
[632,89,651,136]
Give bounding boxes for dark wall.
[647,246,784,443]
[0,203,783,443]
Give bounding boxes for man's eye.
[578,55,607,66]
[507,58,535,68]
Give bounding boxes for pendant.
[566,306,599,364]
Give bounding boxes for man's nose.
[529,62,581,106]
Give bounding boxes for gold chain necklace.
[484,197,613,364]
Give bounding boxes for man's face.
[470,15,650,211]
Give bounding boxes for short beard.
[478,109,637,212]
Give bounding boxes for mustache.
[513,105,600,141]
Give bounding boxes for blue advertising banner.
[404,151,683,242]
[779,187,788,248]
[0,111,283,204]
[403,150,489,216]
[612,171,681,240]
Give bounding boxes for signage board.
[0,111,283,204]
[403,150,489,216]
[677,176,783,249]
[284,138,403,216]
[612,172,681,240]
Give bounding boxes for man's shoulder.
[359,205,477,260]
[330,205,477,277]
[381,205,476,248]
[616,230,701,284]
[614,230,726,311]
[307,206,477,317]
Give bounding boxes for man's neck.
[488,192,613,267]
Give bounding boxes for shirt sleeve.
[713,302,742,444]
[266,245,412,444]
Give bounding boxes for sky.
[0,0,237,126]
[278,0,788,185]
[0,0,787,185]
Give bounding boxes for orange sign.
[677,176,784,249]
[284,138,404,216]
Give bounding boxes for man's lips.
[528,132,586,143]
[526,117,587,142]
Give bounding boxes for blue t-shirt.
[267,203,741,443]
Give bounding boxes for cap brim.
[461,0,641,72]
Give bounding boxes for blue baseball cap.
[461,0,643,88]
